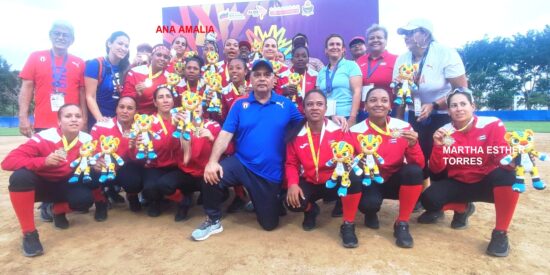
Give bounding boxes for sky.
[0,0,548,71]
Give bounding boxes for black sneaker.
[227,196,247,213]
[340,222,358,248]
[331,198,343,217]
[174,201,190,222]
[39,203,53,222]
[94,201,108,222]
[147,201,161,217]
[486,230,509,257]
[451,203,475,230]
[413,201,424,213]
[393,221,414,248]
[302,203,320,231]
[417,210,444,224]
[364,212,380,229]
[22,230,43,257]
[127,195,142,212]
[53,213,69,229]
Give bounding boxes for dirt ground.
[0,134,549,274]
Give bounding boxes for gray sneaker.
[39,203,53,222]
[191,218,223,241]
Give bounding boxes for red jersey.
[90,118,133,161]
[221,82,250,122]
[285,120,344,186]
[430,116,510,184]
[19,50,85,129]
[138,114,181,168]
[348,117,425,181]
[356,50,397,104]
[122,65,169,115]
[278,67,318,113]
[178,120,221,177]
[216,60,231,87]
[1,128,93,182]
[273,63,290,95]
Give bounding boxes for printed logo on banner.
[247,5,268,20]
[219,9,245,21]
[269,5,300,17]
[301,0,315,16]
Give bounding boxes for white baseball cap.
[397,18,434,35]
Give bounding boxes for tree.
[0,56,20,116]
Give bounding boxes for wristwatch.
[432,101,440,110]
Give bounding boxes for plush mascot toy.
[286,72,303,105]
[171,91,203,140]
[166,73,182,97]
[173,59,185,76]
[204,73,223,114]
[202,51,220,73]
[390,64,418,106]
[128,114,160,160]
[68,140,98,184]
[325,141,362,197]
[249,40,263,62]
[500,129,547,193]
[354,134,385,186]
[92,135,125,183]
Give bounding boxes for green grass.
[0,121,548,136]
[0,127,21,136]
[504,121,550,133]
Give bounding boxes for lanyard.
[157,114,168,135]
[325,58,342,94]
[149,66,163,80]
[50,50,68,91]
[368,119,390,136]
[366,56,383,79]
[62,135,79,151]
[412,43,431,86]
[306,121,326,180]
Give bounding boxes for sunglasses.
[401,29,422,37]
[446,87,474,103]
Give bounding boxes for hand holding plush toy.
[390,64,418,106]
[171,91,203,140]
[69,140,98,184]
[166,73,182,97]
[354,134,385,186]
[204,73,223,114]
[325,141,362,197]
[202,51,220,73]
[500,129,547,192]
[92,135,125,183]
[128,114,160,160]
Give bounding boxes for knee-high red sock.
[494,186,519,232]
[342,193,361,223]
[166,189,183,203]
[397,185,423,222]
[9,191,36,234]
[53,202,70,214]
[92,188,106,202]
[443,203,467,213]
[234,186,246,199]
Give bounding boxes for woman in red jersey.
[349,87,424,249]
[2,104,95,257]
[418,87,517,257]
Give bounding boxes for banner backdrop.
[161,0,378,60]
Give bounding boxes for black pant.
[408,111,450,178]
[8,168,95,211]
[90,161,144,194]
[157,169,202,204]
[421,168,515,211]
[359,164,423,214]
[202,156,281,230]
[286,174,362,212]
[142,166,180,201]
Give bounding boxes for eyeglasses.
[50,31,72,39]
[401,29,421,37]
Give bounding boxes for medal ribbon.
[306,121,326,180]
[62,135,79,151]
[148,66,163,81]
[368,119,390,136]
[157,114,168,135]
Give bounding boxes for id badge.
[326,99,336,117]
[413,98,422,116]
[50,92,65,112]
[362,84,374,102]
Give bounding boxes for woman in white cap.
[393,18,467,185]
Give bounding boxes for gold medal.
[238,85,245,95]
[442,131,455,147]
[144,78,153,88]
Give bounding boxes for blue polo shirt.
[316,58,362,116]
[223,91,303,183]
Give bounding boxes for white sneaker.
[191,218,223,241]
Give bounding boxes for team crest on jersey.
[242,102,249,109]
[478,135,486,141]
[40,56,46,62]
